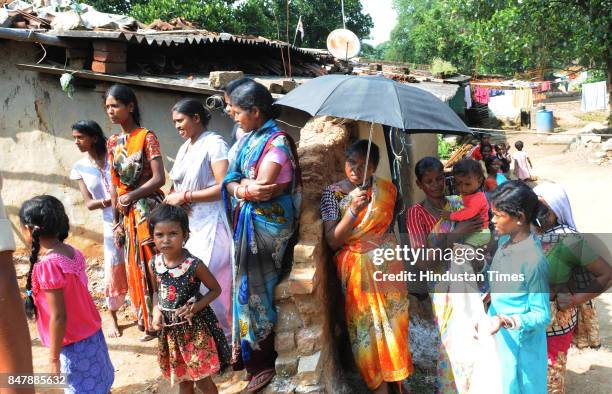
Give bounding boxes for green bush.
[431,58,457,77]
[437,134,453,160]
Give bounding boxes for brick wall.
[264,116,353,393]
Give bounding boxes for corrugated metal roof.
[413,81,461,103]
[51,29,314,54]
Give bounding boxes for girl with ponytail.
[19,195,114,392]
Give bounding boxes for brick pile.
[264,116,353,393]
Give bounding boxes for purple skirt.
[60,329,114,393]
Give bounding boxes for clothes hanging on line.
[465,84,472,109]
[489,89,505,97]
[512,88,533,110]
[581,81,607,112]
[474,86,490,104]
[540,81,551,92]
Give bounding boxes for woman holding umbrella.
[321,140,412,393]
[223,82,301,392]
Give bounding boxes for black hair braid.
[24,228,41,319]
[19,195,71,319]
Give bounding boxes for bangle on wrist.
[233,185,244,202]
[119,196,130,207]
[348,207,358,219]
[183,190,189,204]
[244,185,251,200]
[189,190,194,203]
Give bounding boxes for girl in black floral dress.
[148,204,230,393]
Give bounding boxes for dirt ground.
[504,128,612,394]
[19,102,612,393]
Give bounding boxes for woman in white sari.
[164,98,233,341]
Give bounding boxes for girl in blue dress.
[479,180,551,394]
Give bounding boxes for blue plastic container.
[536,109,553,133]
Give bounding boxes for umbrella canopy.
[275,74,471,134]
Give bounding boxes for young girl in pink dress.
[20,195,114,393]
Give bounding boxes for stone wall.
[266,116,353,393]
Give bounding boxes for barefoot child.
[440,159,491,248]
[478,181,550,393]
[512,140,534,181]
[149,204,230,393]
[20,195,114,393]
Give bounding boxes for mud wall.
[0,40,304,253]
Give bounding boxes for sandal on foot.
[245,369,275,392]
[139,332,157,342]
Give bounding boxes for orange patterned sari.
[333,177,412,389]
[108,128,163,332]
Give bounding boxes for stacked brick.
[264,117,352,393]
[91,41,127,74]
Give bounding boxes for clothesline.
[470,80,561,88]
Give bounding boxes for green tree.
[235,0,373,49]
[388,0,610,78]
[85,0,372,50]
[361,42,389,60]
[386,0,475,72]
[83,0,149,15]
[130,0,240,32]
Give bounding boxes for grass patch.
[576,111,609,123]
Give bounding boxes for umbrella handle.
[362,122,374,188]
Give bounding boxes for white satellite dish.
[326,28,360,60]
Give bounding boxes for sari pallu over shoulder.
[333,177,412,389]
[109,127,164,332]
[222,119,301,361]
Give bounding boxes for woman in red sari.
[105,84,166,341]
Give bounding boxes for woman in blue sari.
[223,82,301,392]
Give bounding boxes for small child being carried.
[440,159,491,248]
[148,204,230,392]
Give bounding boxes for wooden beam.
[16,63,223,96]
[16,63,286,98]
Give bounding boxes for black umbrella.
[275,74,472,185]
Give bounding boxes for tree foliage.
[129,0,240,33]
[82,0,373,49]
[234,0,373,48]
[387,0,611,77]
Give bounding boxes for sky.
[360,0,398,46]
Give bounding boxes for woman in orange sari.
[105,84,166,341]
[321,140,412,393]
